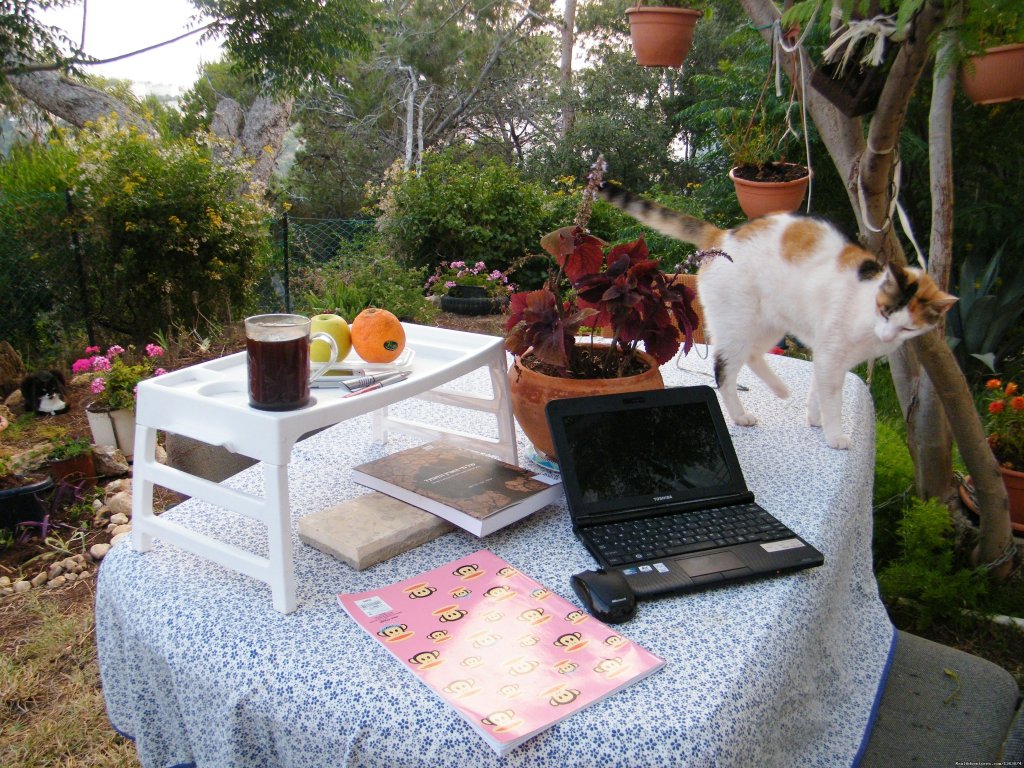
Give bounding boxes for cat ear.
[929,292,958,315]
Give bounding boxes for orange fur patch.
[839,244,873,270]
[732,218,774,241]
[780,220,822,262]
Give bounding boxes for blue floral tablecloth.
[96,348,894,768]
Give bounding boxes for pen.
[342,371,411,397]
[338,370,412,390]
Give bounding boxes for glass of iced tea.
[244,314,339,411]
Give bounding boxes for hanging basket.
[440,285,508,316]
[729,164,810,219]
[626,6,702,68]
[811,37,894,117]
[961,43,1024,105]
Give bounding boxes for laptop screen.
[546,386,750,523]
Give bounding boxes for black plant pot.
[0,474,53,531]
[811,37,894,118]
[440,286,508,316]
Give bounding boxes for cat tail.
[597,183,723,250]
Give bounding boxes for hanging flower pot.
[999,465,1024,533]
[626,5,702,68]
[86,403,136,461]
[729,163,810,219]
[961,43,1024,105]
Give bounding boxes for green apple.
[310,313,351,363]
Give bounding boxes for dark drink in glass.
[246,334,310,410]
[245,314,313,411]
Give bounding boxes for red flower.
[989,400,1005,415]
[986,378,1002,390]
[1006,382,1019,396]
[1011,396,1024,411]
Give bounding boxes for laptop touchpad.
[679,551,745,577]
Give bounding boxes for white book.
[351,442,563,536]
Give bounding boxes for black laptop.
[545,385,824,598]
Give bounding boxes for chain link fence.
[0,190,376,367]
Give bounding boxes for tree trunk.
[8,70,155,136]
[559,0,576,139]
[739,0,1013,579]
[10,70,292,188]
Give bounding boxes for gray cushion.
[860,630,1021,766]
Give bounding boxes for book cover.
[351,442,562,536]
[338,550,665,757]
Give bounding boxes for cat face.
[873,264,957,344]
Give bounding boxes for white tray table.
[130,324,516,613]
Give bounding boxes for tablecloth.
[96,347,895,768]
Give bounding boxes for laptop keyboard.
[585,503,795,566]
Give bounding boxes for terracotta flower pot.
[45,452,96,491]
[999,465,1024,534]
[729,165,810,219]
[626,6,702,68]
[507,347,665,462]
[961,43,1024,106]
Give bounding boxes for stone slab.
[298,492,454,570]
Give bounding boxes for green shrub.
[877,496,988,629]
[66,119,274,343]
[297,234,437,326]
[373,151,548,275]
[873,421,917,568]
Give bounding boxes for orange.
[350,307,406,363]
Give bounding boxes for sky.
[40,0,223,94]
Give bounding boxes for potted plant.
[504,158,699,461]
[958,7,1024,105]
[982,377,1024,531]
[39,433,96,490]
[626,1,704,68]
[73,343,167,460]
[721,114,810,219]
[425,260,514,316]
[0,455,53,533]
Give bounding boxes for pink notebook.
[338,549,665,756]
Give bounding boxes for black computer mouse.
[570,568,637,624]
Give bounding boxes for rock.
[30,571,48,588]
[108,492,133,518]
[0,575,9,587]
[13,580,31,593]
[110,531,130,546]
[46,574,67,588]
[64,571,78,582]
[155,443,168,464]
[93,445,130,477]
[105,478,133,496]
[47,564,64,580]
[109,512,130,526]
[0,404,13,432]
[111,523,132,537]
[1,587,12,596]
[93,498,104,510]
[0,340,26,398]
[3,388,25,414]
[90,542,111,560]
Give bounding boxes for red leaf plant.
[505,158,698,379]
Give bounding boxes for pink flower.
[90,355,111,371]
[84,345,100,355]
[106,345,125,358]
[72,358,93,374]
[451,261,465,269]
[145,343,164,358]
[153,368,168,376]
[445,280,457,288]
[91,378,106,394]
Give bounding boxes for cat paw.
[825,433,850,450]
[770,382,790,399]
[733,412,758,427]
[806,410,822,427]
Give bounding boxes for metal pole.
[282,210,291,313]
[66,189,96,345]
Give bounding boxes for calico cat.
[598,184,957,449]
